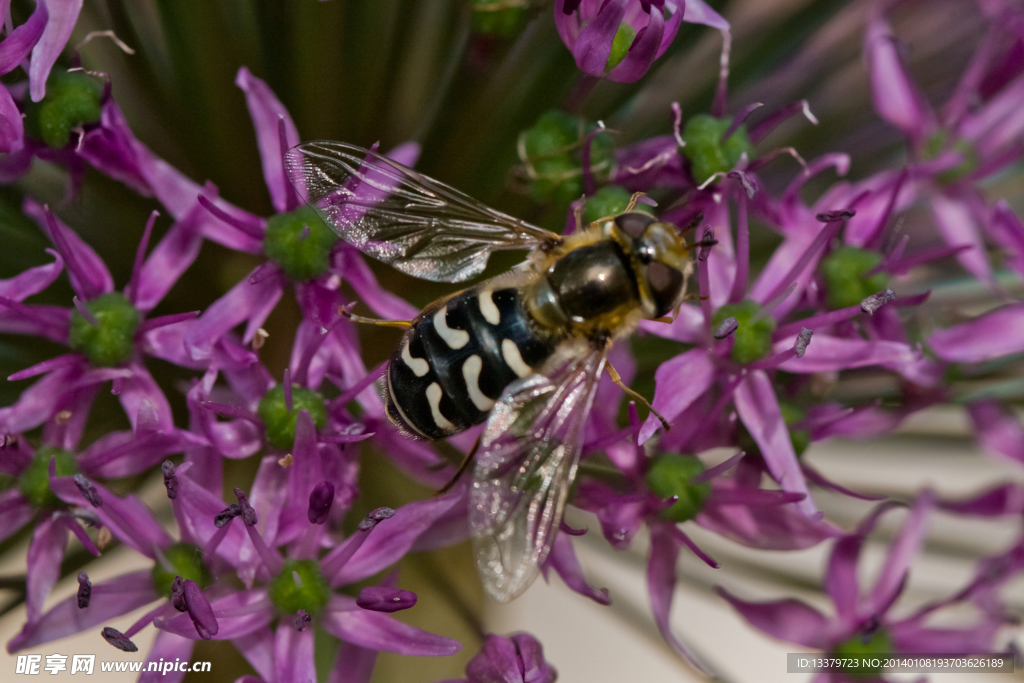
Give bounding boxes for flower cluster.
[0,0,1023,681]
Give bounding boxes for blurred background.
[2,0,1023,680]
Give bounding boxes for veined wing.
[469,347,608,602]
[285,141,559,282]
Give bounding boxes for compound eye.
[614,212,656,239]
[647,261,684,318]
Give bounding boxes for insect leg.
[339,305,413,329]
[606,361,671,432]
[437,434,482,494]
[624,192,647,213]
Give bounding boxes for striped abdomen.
[385,286,559,440]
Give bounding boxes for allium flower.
[719,494,1007,680]
[439,632,557,683]
[554,0,728,83]
[0,200,207,436]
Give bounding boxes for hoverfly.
[286,142,698,602]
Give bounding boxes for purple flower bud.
[161,460,178,500]
[308,481,335,525]
[465,633,556,683]
[183,579,219,639]
[860,288,896,315]
[714,317,738,339]
[234,488,257,526]
[795,328,813,359]
[294,609,311,631]
[356,586,417,613]
[358,506,395,532]
[171,575,187,612]
[73,474,102,507]
[214,503,242,528]
[815,209,856,222]
[101,627,138,652]
[77,572,91,609]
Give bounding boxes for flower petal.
[28,0,84,102]
[25,515,67,622]
[543,532,611,605]
[572,0,629,76]
[0,249,63,301]
[138,630,195,683]
[734,370,816,517]
[236,67,301,214]
[968,400,1024,464]
[322,605,461,656]
[931,193,993,287]
[327,641,379,683]
[0,83,24,153]
[647,524,710,671]
[275,622,316,683]
[0,490,34,543]
[865,10,930,139]
[133,206,206,313]
[930,304,1024,363]
[0,3,47,75]
[233,628,276,682]
[155,589,271,640]
[25,199,115,301]
[870,491,933,615]
[775,333,921,373]
[640,348,715,444]
[716,587,832,650]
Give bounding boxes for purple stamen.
[308,481,335,525]
[122,601,177,639]
[183,579,219,639]
[127,210,159,305]
[214,504,242,528]
[861,288,897,315]
[752,282,797,324]
[74,474,103,507]
[721,102,763,144]
[759,219,844,307]
[559,520,588,536]
[101,626,138,652]
[162,460,178,500]
[671,101,685,147]
[673,527,720,568]
[334,362,387,406]
[296,224,310,242]
[749,99,818,143]
[7,354,81,381]
[729,194,750,305]
[234,488,257,526]
[815,209,856,223]
[197,194,264,239]
[869,234,910,275]
[865,171,907,251]
[776,305,860,338]
[714,317,738,340]
[77,572,91,609]
[72,295,99,327]
[58,515,101,556]
[690,452,745,484]
[245,522,284,575]
[883,244,972,276]
[283,368,293,412]
[152,543,175,573]
[171,575,187,612]
[294,609,311,631]
[138,311,201,335]
[712,31,731,118]
[709,488,806,506]
[727,169,756,199]
[322,507,395,584]
[356,586,418,613]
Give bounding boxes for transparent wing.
[469,347,608,602]
[285,141,559,282]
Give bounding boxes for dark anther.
[101,626,138,652]
[714,317,738,340]
[308,481,335,525]
[815,209,856,223]
[294,609,311,631]
[698,228,716,262]
[860,288,896,315]
[171,575,187,612]
[795,328,813,358]
[77,572,91,609]
[74,474,103,508]
[727,170,756,199]
[161,460,178,500]
[214,504,242,528]
[234,488,257,527]
[359,506,396,532]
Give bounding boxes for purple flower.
[554,0,728,83]
[439,632,557,683]
[719,494,1007,678]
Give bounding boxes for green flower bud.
[24,71,105,149]
[821,246,889,311]
[645,455,711,522]
[520,110,615,204]
[263,205,339,281]
[581,185,653,225]
[681,114,756,186]
[269,559,331,616]
[470,0,527,36]
[712,300,776,365]
[151,543,214,598]
[19,446,78,509]
[832,628,892,679]
[778,401,810,457]
[606,23,637,72]
[257,384,329,451]
[68,292,140,368]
